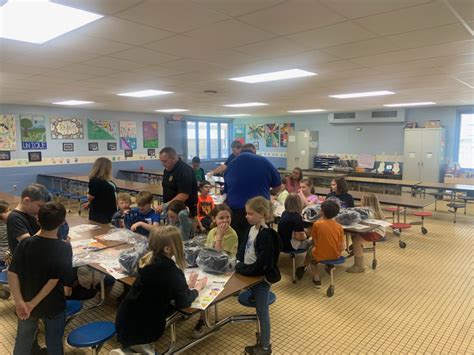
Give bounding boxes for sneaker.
[192,319,206,339]
[295,266,305,280]
[313,279,321,288]
[68,285,98,300]
[245,344,272,354]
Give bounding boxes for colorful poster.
[87,119,117,140]
[247,124,265,140]
[279,123,295,147]
[0,115,17,151]
[50,117,84,139]
[233,124,246,144]
[265,123,280,147]
[20,115,47,150]
[143,121,159,148]
[119,121,137,150]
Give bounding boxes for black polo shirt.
[7,209,40,253]
[162,159,198,216]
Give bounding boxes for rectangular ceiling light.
[0,0,103,44]
[223,102,268,108]
[288,109,326,113]
[384,102,436,107]
[222,114,251,117]
[230,69,317,83]
[154,109,188,113]
[52,100,94,105]
[329,91,394,99]
[118,90,173,97]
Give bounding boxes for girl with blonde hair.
[116,226,207,353]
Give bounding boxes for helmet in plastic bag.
[351,207,371,220]
[335,209,362,226]
[196,248,230,274]
[302,204,321,222]
[184,240,202,267]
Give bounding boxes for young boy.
[197,181,215,232]
[8,202,74,355]
[111,192,132,228]
[310,200,345,288]
[191,156,205,183]
[0,200,11,268]
[126,191,160,237]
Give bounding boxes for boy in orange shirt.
[310,200,345,288]
[197,181,215,232]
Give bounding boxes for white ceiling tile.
[322,38,403,59]
[191,0,284,17]
[82,56,149,70]
[235,38,311,60]
[349,50,421,67]
[446,0,474,21]
[238,0,345,35]
[46,33,132,55]
[116,0,230,33]
[57,63,122,76]
[145,34,223,57]
[406,40,474,60]
[286,21,377,50]
[110,47,179,65]
[355,2,459,36]
[0,62,48,75]
[52,0,143,15]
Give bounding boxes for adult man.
[224,143,281,245]
[157,147,198,216]
[210,140,242,176]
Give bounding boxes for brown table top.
[345,176,421,187]
[119,169,164,176]
[0,191,20,206]
[417,181,474,192]
[279,169,347,178]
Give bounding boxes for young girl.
[167,200,193,241]
[298,179,319,206]
[193,204,238,338]
[347,194,386,273]
[284,167,303,193]
[115,226,207,353]
[327,177,354,208]
[236,197,281,355]
[84,157,117,224]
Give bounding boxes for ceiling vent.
[328,109,405,124]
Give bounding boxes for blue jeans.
[13,311,66,355]
[250,281,271,348]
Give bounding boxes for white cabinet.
[403,128,445,182]
[287,130,319,170]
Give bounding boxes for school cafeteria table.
[345,177,421,195]
[117,169,164,183]
[0,191,20,206]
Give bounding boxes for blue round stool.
[282,249,308,284]
[0,271,10,299]
[320,256,346,297]
[65,300,82,318]
[67,321,116,354]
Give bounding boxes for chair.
[427,191,445,211]
[67,321,116,355]
[65,300,82,323]
[281,249,307,284]
[391,223,411,248]
[460,196,474,214]
[238,290,276,346]
[384,207,400,222]
[447,203,466,223]
[319,256,345,297]
[412,211,433,234]
[0,271,10,299]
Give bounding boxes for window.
[186,121,230,160]
[458,113,474,169]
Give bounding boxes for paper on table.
[184,269,232,310]
[70,224,101,232]
[99,259,128,280]
[364,219,392,228]
[342,223,369,230]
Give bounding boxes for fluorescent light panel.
[53,100,94,106]
[222,114,251,117]
[118,90,173,97]
[223,102,268,108]
[0,0,103,44]
[329,91,394,99]
[155,109,188,113]
[384,102,436,107]
[230,69,317,83]
[288,109,326,113]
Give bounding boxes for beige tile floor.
[0,201,473,354]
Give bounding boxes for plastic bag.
[302,205,321,222]
[351,207,371,220]
[335,209,361,226]
[196,248,230,274]
[102,228,148,245]
[118,242,148,275]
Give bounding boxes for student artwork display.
[87,119,117,140]
[20,115,47,150]
[50,117,84,139]
[279,123,294,147]
[0,114,17,151]
[143,121,159,148]
[233,124,246,144]
[119,121,137,150]
[247,124,265,140]
[265,123,280,147]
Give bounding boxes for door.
[403,129,422,180]
[165,119,187,161]
[420,129,442,182]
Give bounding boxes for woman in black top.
[327,177,355,208]
[84,157,117,223]
[116,226,207,352]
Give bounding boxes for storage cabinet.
[287,130,319,170]
[403,128,445,182]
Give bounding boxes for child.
[298,179,319,206]
[126,191,160,237]
[192,156,205,183]
[272,183,289,205]
[277,194,312,280]
[236,197,281,355]
[111,193,132,228]
[327,177,354,208]
[0,200,11,268]
[84,157,117,224]
[167,200,193,241]
[197,181,215,232]
[310,200,345,288]
[347,194,386,273]
[193,204,238,338]
[8,202,74,355]
[115,226,207,353]
[284,167,303,193]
